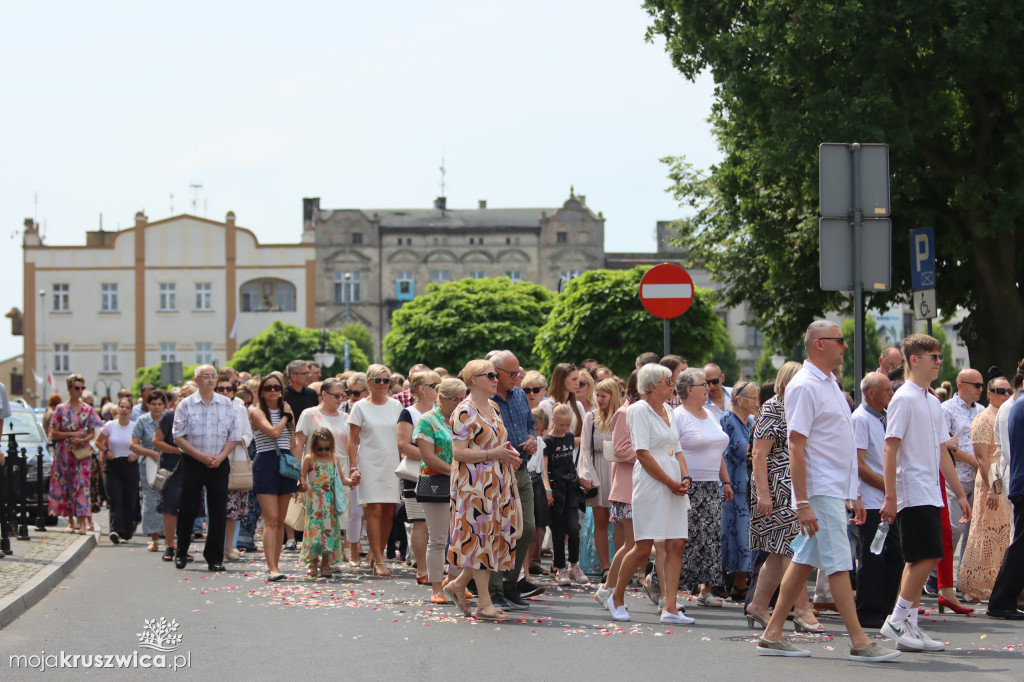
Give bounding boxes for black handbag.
[415,474,450,503]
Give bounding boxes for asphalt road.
[1,529,1022,681]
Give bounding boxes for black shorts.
[896,505,944,563]
[252,449,299,496]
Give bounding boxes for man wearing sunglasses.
[703,363,731,421]
[487,350,542,609]
[941,368,985,562]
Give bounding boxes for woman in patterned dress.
[442,359,521,620]
[130,390,169,552]
[47,374,103,534]
[957,375,1014,601]
[745,361,821,631]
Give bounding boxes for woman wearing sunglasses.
[957,374,1014,602]
[249,372,297,580]
[340,372,367,416]
[397,371,442,584]
[348,364,404,576]
[48,373,104,535]
[520,371,548,409]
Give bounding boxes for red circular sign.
[639,263,694,319]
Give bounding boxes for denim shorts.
[791,495,853,575]
[252,449,299,496]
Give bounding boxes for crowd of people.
[37,324,1024,662]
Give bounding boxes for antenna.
[189,183,203,215]
[439,153,446,197]
[34,191,38,221]
[170,193,174,214]
[99,212,103,232]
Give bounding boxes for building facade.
[309,192,606,352]
[22,212,314,404]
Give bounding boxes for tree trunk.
[960,232,1024,380]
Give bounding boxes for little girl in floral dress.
[299,428,352,578]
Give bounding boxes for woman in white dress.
[606,363,693,625]
[347,364,403,577]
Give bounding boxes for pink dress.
[48,402,103,518]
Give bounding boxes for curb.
[0,532,97,629]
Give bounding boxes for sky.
[0,0,721,363]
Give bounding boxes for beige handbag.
[602,439,617,462]
[228,449,253,492]
[990,453,1004,496]
[72,444,93,461]
[394,455,420,482]
[285,493,306,531]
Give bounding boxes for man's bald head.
[956,368,984,405]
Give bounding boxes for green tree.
[228,320,369,377]
[384,278,556,373]
[339,322,374,363]
[931,326,959,388]
[646,0,1024,379]
[708,334,741,383]
[131,363,200,397]
[840,315,883,393]
[533,267,729,378]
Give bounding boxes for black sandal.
[162,548,175,562]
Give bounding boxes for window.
[478,237,484,245]
[240,279,296,312]
[559,269,583,282]
[396,271,414,300]
[101,343,118,372]
[53,283,69,312]
[468,271,486,279]
[506,237,511,245]
[334,271,361,303]
[397,237,403,245]
[100,283,118,312]
[505,271,522,282]
[431,270,450,284]
[53,343,69,373]
[717,311,729,328]
[159,283,176,311]
[352,232,363,245]
[195,342,213,365]
[556,231,568,243]
[745,311,764,348]
[469,237,475,245]
[194,282,212,311]
[160,343,177,363]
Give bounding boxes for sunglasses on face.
[262,384,282,392]
[71,385,85,391]
[960,380,983,389]
[706,378,720,385]
[425,383,440,390]
[917,354,944,362]
[214,386,234,393]
[476,372,499,381]
[992,387,1012,395]
[497,367,524,378]
[314,445,333,452]
[370,377,390,385]
[325,392,345,399]
[346,389,364,397]
[523,386,546,394]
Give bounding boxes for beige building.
[21,212,314,405]
[309,192,606,353]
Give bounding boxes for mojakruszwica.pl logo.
[8,617,192,672]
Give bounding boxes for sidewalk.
[0,528,96,628]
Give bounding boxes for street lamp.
[312,329,336,370]
[38,289,47,408]
[770,348,787,370]
[343,272,352,323]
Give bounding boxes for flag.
[32,370,43,385]
[229,317,238,340]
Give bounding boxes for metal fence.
[0,433,49,555]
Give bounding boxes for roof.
[359,208,549,229]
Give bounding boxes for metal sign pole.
[851,143,865,405]
[663,319,670,357]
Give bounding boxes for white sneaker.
[606,595,630,622]
[658,596,687,612]
[660,609,695,624]
[556,568,571,586]
[568,564,590,584]
[881,616,923,651]
[594,585,613,608]
[908,623,945,651]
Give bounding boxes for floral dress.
[300,459,344,567]
[48,402,103,518]
[447,398,517,572]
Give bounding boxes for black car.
[2,404,55,512]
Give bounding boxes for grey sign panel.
[913,289,937,320]
[819,143,891,218]
[819,218,892,291]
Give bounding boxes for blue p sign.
[909,227,935,290]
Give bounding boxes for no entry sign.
[639,264,694,319]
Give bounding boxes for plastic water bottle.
[790,531,808,554]
[870,521,889,555]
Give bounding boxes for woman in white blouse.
[95,397,138,544]
[579,378,622,577]
[606,363,693,625]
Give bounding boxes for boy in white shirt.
[880,334,971,651]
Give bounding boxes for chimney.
[134,211,148,228]
[225,211,236,227]
[478,200,487,209]
[434,197,447,211]
[303,197,320,231]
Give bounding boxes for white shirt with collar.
[704,387,731,422]
[851,403,886,509]
[784,360,858,502]
[941,393,985,482]
[995,391,1020,499]
[885,381,948,512]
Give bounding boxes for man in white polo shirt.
[757,321,898,663]
[879,334,971,651]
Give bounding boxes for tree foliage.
[339,322,374,363]
[383,278,556,374]
[228,320,369,377]
[646,0,1024,378]
[840,316,883,394]
[532,267,730,378]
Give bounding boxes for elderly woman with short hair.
[606,363,693,624]
[672,367,731,607]
[720,379,758,599]
[745,361,821,631]
[348,364,403,576]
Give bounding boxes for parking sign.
[909,227,935,290]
